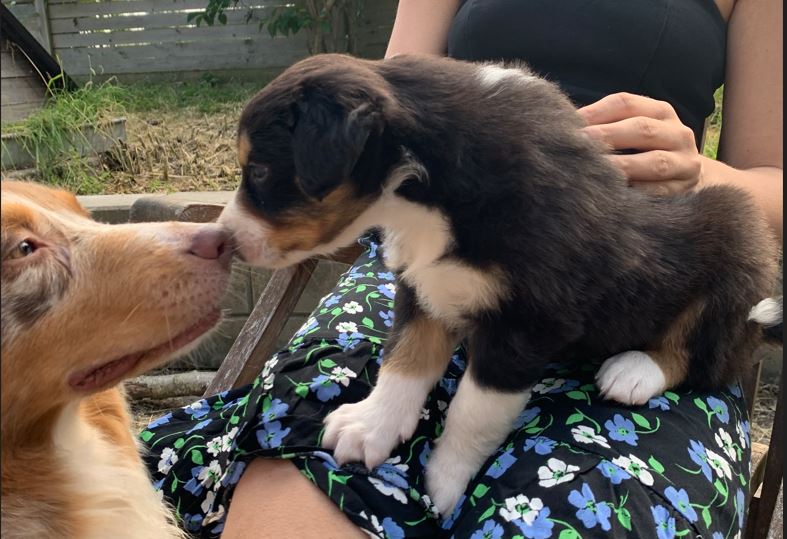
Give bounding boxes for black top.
[447,0,726,147]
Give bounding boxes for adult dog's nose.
[188,227,232,266]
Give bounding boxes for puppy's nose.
[188,227,232,266]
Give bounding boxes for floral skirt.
[141,234,752,539]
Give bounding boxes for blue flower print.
[377,271,395,281]
[378,310,395,327]
[374,461,409,490]
[419,442,432,467]
[524,436,557,455]
[261,398,289,422]
[152,477,165,491]
[324,294,341,307]
[651,505,676,539]
[688,440,713,481]
[187,418,212,435]
[706,397,730,423]
[486,447,517,478]
[309,374,342,401]
[368,241,379,258]
[514,406,541,429]
[337,331,364,351]
[182,513,203,533]
[312,450,340,472]
[568,483,612,531]
[605,414,639,445]
[597,459,631,485]
[664,486,698,522]
[440,377,458,397]
[514,507,553,539]
[256,420,291,449]
[736,488,745,528]
[441,495,467,529]
[184,399,210,419]
[712,533,724,539]
[147,412,172,429]
[377,282,396,299]
[184,465,207,496]
[382,517,405,539]
[471,519,505,539]
[649,396,670,411]
[728,383,743,398]
[220,460,247,487]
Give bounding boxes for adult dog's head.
[220,54,411,268]
[1,181,231,436]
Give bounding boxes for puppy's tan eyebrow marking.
[238,132,251,168]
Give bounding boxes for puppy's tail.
[748,296,783,344]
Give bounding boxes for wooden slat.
[0,100,45,123]
[766,484,782,539]
[48,0,235,19]
[1,48,38,78]
[204,260,318,396]
[1,76,46,106]
[749,385,783,539]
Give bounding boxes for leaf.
[368,292,380,299]
[174,438,185,449]
[295,384,309,398]
[631,413,651,430]
[187,12,201,22]
[140,430,154,442]
[566,390,587,400]
[559,530,580,539]
[714,479,728,498]
[229,415,240,425]
[664,391,680,403]
[472,483,490,499]
[524,427,542,434]
[701,506,711,528]
[356,285,367,292]
[579,383,596,392]
[330,308,342,315]
[566,412,584,425]
[217,12,227,24]
[648,456,665,474]
[320,358,337,369]
[368,336,382,344]
[171,478,179,493]
[477,504,496,523]
[694,397,709,412]
[191,450,203,465]
[617,507,632,531]
[362,317,374,328]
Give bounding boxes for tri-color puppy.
[219,54,782,515]
[1,181,231,538]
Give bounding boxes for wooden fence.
[3,0,397,81]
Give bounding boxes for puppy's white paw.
[596,351,666,405]
[425,441,474,517]
[322,397,419,470]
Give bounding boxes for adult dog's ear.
[292,93,380,200]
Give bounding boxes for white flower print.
[437,400,448,413]
[206,435,224,457]
[261,356,279,391]
[157,447,178,475]
[336,321,359,334]
[383,283,396,295]
[342,301,364,314]
[200,492,226,526]
[736,421,748,449]
[420,407,430,420]
[715,428,737,461]
[358,511,384,536]
[532,378,567,394]
[499,494,544,525]
[369,477,408,504]
[221,427,239,452]
[198,459,223,489]
[571,425,611,448]
[706,448,733,480]
[296,317,317,336]
[420,494,439,519]
[611,454,654,486]
[329,366,357,386]
[537,458,580,487]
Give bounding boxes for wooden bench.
[131,196,783,539]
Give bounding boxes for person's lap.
[141,234,752,538]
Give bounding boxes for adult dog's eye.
[16,240,36,258]
[246,163,270,188]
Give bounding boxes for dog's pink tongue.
[68,354,141,391]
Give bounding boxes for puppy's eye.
[246,163,270,188]
[15,239,37,258]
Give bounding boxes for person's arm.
[579,0,783,243]
[385,0,461,58]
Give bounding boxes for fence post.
[33,0,52,54]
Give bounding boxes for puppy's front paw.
[425,441,474,517]
[596,350,666,405]
[322,397,419,470]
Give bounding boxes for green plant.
[1,78,128,194]
[190,0,366,54]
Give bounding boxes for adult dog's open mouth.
[68,310,222,392]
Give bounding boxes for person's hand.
[577,93,704,195]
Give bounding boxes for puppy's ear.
[292,94,379,200]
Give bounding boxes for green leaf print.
[171,477,179,493]
[566,391,587,400]
[368,336,382,345]
[320,358,337,369]
[559,529,581,539]
[701,507,712,528]
[330,307,343,315]
[295,384,309,398]
[472,483,490,499]
[565,412,584,425]
[174,438,185,449]
[356,285,367,292]
[362,317,375,328]
[477,504,496,522]
[664,391,680,403]
[714,479,728,498]
[694,397,709,412]
[140,430,154,442]
[229,415,240,425]
[648,456,665,474]
[191,450,203,465]
[631,413,651,429]
[617,508,632,531]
